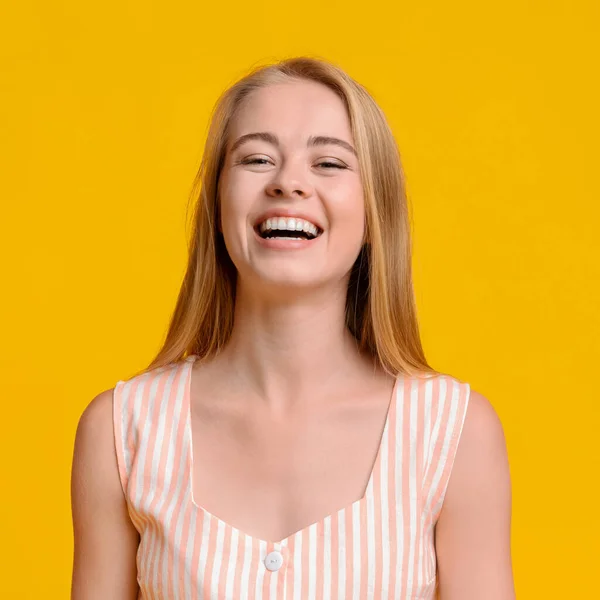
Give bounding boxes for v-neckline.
[182,354,400,547]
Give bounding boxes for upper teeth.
[259,217,319,237]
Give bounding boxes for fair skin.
[71,79,515,599]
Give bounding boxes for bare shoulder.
[461,388,508,459]
[75,388,115,452]
[72,387,127,492]
[72,386,128,525]
[435,387,515,599]
[441,388,511,517]
[71,388,140,599]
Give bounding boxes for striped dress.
[113,354,470,599]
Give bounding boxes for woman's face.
[218,79,365,293]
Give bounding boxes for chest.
[189,388,392,544]
[118,358,460,598]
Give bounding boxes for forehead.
[228,80,352,142]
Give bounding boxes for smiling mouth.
[259,229,318,240]
[255,217,323,241]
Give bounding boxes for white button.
[264,550,283,571]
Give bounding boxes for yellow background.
[1,0,598,597]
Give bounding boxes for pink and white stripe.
[113,355,470,599]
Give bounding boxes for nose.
[265,162,314,199]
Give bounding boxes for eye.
[240,157,273,166]
[315,161,347,170]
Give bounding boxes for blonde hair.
[133,56,440,379]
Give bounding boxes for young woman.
[71,57,515,599]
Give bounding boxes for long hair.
[131,56,441,379]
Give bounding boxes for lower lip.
[254,228,322,250]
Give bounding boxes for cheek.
[218,173,254,234]
[326,180,366,240]
[217,180,251,263]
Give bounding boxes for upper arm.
[435,389,516,600]
[70,388,140,599]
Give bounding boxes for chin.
[240,266,330,295]
[260,271,325,290]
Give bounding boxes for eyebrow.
[229,132,357,157]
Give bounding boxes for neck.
[216,279,374,409]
